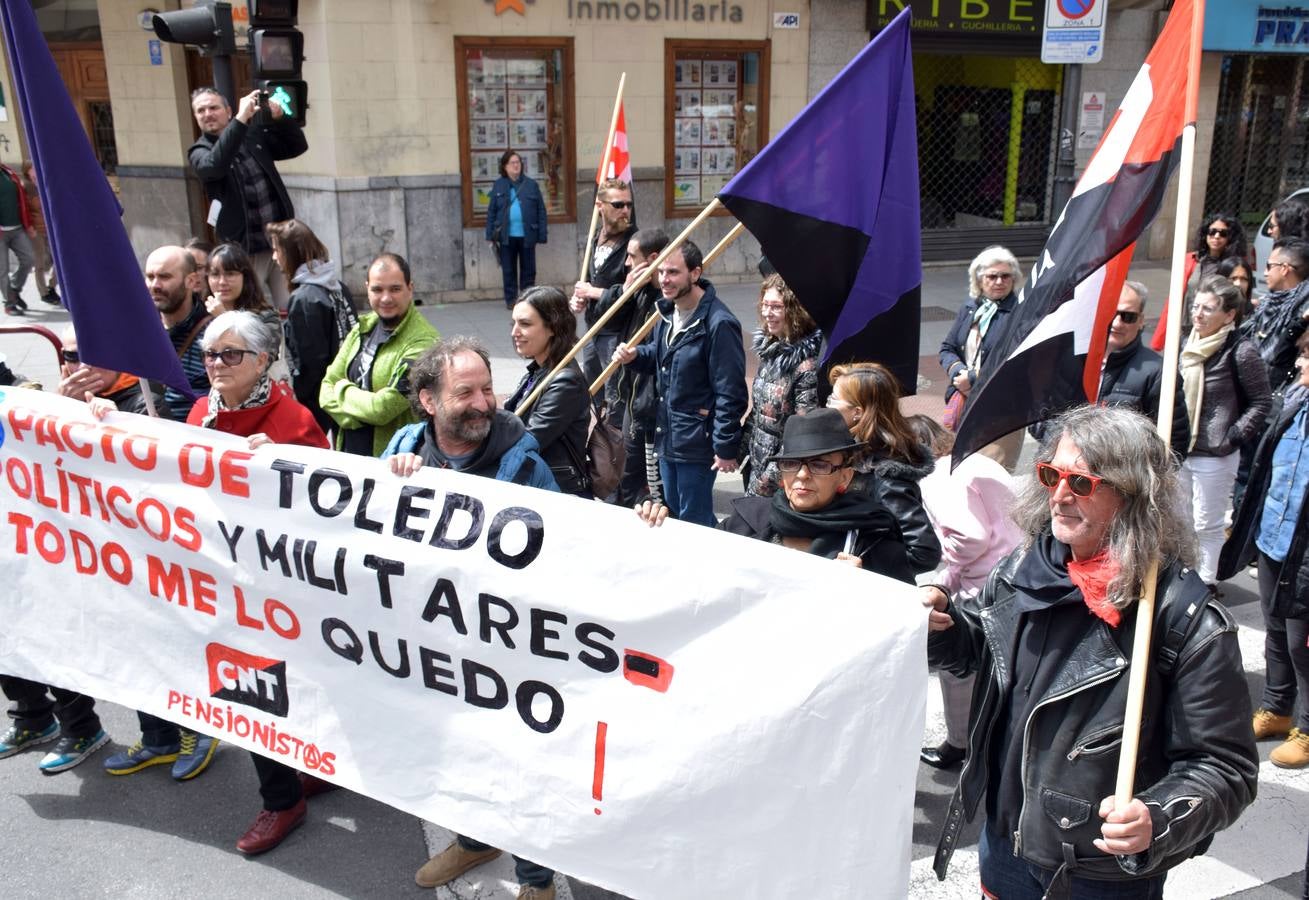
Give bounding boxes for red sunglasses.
[1035,462,1105,498]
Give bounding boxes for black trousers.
[251,752,303,811]
[137,711,181,747]
[1,675,101,739]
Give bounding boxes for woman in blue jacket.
[485,150,548,309]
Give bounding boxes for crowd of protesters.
[3,134,1309,897]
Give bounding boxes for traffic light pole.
[212,53,236,109]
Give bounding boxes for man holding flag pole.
[921,0,1259,895]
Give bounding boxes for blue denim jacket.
[1257,404,1309,562]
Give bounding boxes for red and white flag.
[953,0,1202,462]
[596,102,632,184]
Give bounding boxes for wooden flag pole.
[1114,0,1205,809]
[589,221,747,396]
[578,73,627,285]
[516,198,723,417]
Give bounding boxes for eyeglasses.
[777,458,845,475]
[605,200,632,210]
[61,349,80,364]
[759,302,786,313]
[1035,462,1106,497]
[981,272,1014,282]
[202,347,258,367]
[1114,310,1141,324]
[1207,227,1230,238]
[1266,260,1292,271]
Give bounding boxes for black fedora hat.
[767,408,864,462]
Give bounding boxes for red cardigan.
[187,381,329,449]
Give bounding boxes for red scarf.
[1067,548,1122,627]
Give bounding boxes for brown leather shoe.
[517,883,556,900]
[298,772,340,799]
[1253,708,1293,740]
[415,842,502,888]
[1271,728,1309,768]
[235,799,306,855]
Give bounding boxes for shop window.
[454,37,576,227]
[665,40,769,216]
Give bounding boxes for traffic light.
[151,1,236,57]
[250,0,308,127]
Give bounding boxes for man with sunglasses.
[1031,281,1189,456]
[1242,239,1309,393]
[924,404,1257,897]
[571,179,637,411]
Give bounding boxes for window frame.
[663,38,770,219]
[454,35,577,229]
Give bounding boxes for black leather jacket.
[506,360,592,496]
[850,447,942,576]
[929,548,1257,889]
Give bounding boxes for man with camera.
[188,86,306,311]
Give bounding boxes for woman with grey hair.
[939,245,1025,466]
[186,310,332,854]
[923,404,1257,897]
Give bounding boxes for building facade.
[1,0,1220,300]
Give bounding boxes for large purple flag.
[718,8,921,393]
[0,0,192,397]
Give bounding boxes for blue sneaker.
[171,732,218,781]
[103,739,180,776]
[0,722,59,759]
[38,730,110,774]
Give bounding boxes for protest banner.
[0,386,927,898]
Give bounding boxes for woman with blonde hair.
[827,361,940,576]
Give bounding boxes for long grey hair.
[1011,404,1196,609]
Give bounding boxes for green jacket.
[319,304,439,455]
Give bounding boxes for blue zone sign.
[1205,2,1309,53]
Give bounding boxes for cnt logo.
[206,643,289,717]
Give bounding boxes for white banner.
[0,387,927,899]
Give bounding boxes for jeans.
[249,248,291,312]
[0,675,101,739]
[1,227,34,301]
[579,331,620,416]
[1259,551,1309,730]
[978,823,1165,899]
[658,456,717,528]
[457,834,554,888]
[1178,450,1240,584]
[498,238,536,307]
[252,752,303,811]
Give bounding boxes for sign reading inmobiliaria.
[0,387,926,898]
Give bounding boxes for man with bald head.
[145,244,212,421]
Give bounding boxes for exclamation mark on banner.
[592,721,608,815]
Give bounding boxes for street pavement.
[1,260,1305,898]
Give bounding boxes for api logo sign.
[206,643,288,717]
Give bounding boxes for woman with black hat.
[638,408,915,580]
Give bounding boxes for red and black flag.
[953,0,1201,462]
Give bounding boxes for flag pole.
[1115,0,1205,809]
[589,221,746,396]
[516,197,723,417]
[579,73,627,285]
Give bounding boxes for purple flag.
[718,8,921,393]
[0,0,193,398]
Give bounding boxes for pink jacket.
[918,454,1023,598]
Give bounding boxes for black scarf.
[1010,529,1083,614]
[767,490,896,559]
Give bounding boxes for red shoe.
[236,798,306,855]
[298,771,340,799]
